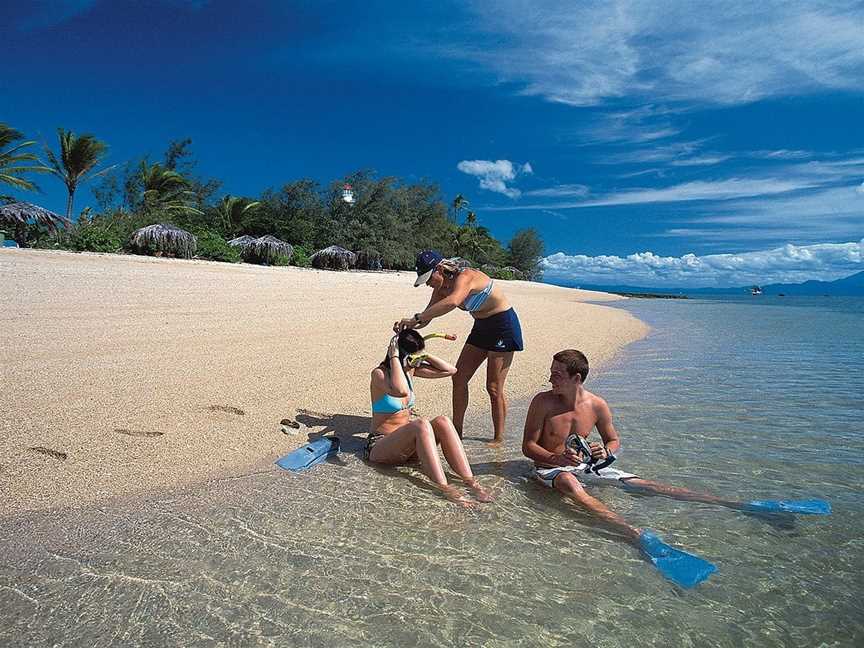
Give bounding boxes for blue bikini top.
[371,372,415,414]
[459,278,494,312]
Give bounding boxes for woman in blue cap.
[395,250,523,445]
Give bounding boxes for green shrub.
[71,224,122,253]
[291,245,311,267]
[194,230,241,263]
[272,254,292,266]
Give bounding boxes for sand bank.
[0,249,648,515]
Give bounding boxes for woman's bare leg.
[430,415,494,502]
[451,344,487,438]
[370,419,446,484]
[485,351,514,445]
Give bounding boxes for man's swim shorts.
[534,463,637,487]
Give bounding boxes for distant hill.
[547,269,864,296]
[759,270,864,295]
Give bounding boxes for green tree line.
[0,123,544,279]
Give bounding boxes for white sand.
[0,249,648,515]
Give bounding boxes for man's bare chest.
[543,409,596,441]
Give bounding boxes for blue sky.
[4,0,863,287]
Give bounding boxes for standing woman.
[395,250,523,445]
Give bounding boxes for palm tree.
[0,123,50,201]
[464,210,477,227]
[44,128,110,219]
[451,194,469,223]
[140,161,203,217]
[214,195,260,236]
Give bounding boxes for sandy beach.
[0,249,648,516]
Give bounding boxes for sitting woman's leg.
[430,415,493,502]
[369,418,448,486]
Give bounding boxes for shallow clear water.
[2,296,862,647]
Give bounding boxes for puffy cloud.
[456,159,532,198]
[542,240,863,288]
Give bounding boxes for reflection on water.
[2,297,862,646]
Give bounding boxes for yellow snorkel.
[407,332,457,367]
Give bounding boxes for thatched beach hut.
[311,245,356,271]
[227,235,256,252]
[355,249,383,271]
[0,202,69,234]
[128,224,197,259]
[244,235,293,265]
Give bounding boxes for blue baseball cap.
[414,250,443,286]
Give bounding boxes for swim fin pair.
[742,499,832,515]
[639,530,717,589]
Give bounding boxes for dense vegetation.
[0,124,544,279]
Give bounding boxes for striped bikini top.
[459,278,494,312]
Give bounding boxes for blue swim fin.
[276,436,340,472]
[743,499,831,515]
[639,530,717,589]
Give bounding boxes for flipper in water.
[276,436,340,472]
[639,530,717,588]
[743,499,831,515]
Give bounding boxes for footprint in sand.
[208,405,246,416]
[114,428,164,438]
[28,447,67,461]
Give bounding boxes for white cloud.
[542,240,863,288]
[858,182,864,195]
[525,184,589,198]
[459,1,864,107]
[488,177,817,211]
[456,159,532,198]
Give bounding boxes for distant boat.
[750,286,763,295]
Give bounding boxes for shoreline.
[0,248,649,516]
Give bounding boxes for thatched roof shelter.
[128,224,196,259]
[0,202,70,232]
[244,235,293,265]
[311,245,356,271]
[355,249,383,271]
[227,235,256,250]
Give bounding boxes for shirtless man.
[522,349,829,587]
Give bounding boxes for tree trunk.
[66,188,75,221]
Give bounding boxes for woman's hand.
[394,317,417,333]
[388,335,400,358]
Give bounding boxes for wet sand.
[0,249,648,516]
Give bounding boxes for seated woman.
[366,330,492,505]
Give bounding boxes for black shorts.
[466,308,524,353]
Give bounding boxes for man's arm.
[522,394,571,466]
[592,398,621,458]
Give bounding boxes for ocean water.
[1,296,862,647]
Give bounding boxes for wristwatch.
[413,313,423,324]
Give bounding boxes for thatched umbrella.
[244,235,293,265]
[311,245,356,270]
[227,235,256,252]
[0,201,70,232]
[128,223,196,259]
[355,249,383,271]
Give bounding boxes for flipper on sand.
[639,530,717,589]
[276,436,340,472]
[743,499,831,515]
